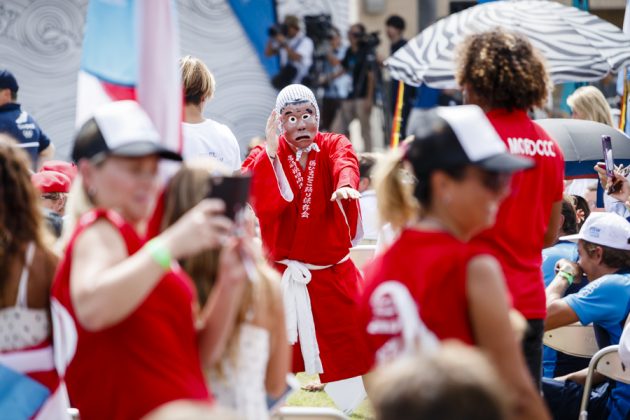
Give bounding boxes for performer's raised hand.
[330,186,361,201]
[265,110,280,158]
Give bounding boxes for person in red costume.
[456,29,565,388]
[242,84,370,384]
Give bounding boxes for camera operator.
[331,23,377,152]
[385,15,415,140]
[265,15,314,89]
[318,27,351,131]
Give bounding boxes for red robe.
[242,132,370,382]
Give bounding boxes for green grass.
[286,374,374,419]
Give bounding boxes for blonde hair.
[373,150,419,231]
[180,55,216,106]
[567,86,614,127]
[371,343,509,420]
[58,174,95,252]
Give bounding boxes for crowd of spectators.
[2,10,630,420]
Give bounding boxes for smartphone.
[600,135,623,194]
[206,175,252,220]
[602,135,614,179]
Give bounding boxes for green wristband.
[146,238,172,271]
[557,270,574,286]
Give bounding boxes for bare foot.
[301,382,326,392]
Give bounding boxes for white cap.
[72,100,181,162]
[406,105,534,173]
[94,100,160,148]
[275,84,320,122]
[561,212,630,251]
[436,105,507,162]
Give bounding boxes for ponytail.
[373,151,419,230]
[58,175,94,252]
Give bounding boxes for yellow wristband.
[146,238,172,271]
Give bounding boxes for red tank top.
[359,229,478,365]
[51,209,210,420]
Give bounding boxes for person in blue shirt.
[0,69,54,169]
[542,198,590,379]
[544,212,630,420]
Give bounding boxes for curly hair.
[455,28,551,111]
[0,135,48,285]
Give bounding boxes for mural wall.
[1,0,348,160]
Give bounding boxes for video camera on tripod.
[357,31,381,51]
[301,14,336,92]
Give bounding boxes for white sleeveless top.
[0,243,50,351]
[209,323,271,420]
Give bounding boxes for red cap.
[32,171,71,194]
[40,160,78,183]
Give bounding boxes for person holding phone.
[51,101,236,419]
[160,159,290,420]
[593,139,630,221]
[242,84,370,385]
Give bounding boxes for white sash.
[277,254,350,375]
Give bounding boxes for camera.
[304,14,333,45]
[358,31,381,50]
[268,23,289,38]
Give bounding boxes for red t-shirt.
[51,210,210,420]
[359,229,478,366]
[472,109,564,319]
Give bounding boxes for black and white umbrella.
[386,0,630,88]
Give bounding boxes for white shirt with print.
[182,119,242,171]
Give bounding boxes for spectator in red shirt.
[456,29,565,387]
[359,106,549,420]
[52,101,243,419]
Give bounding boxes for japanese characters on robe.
[242,132,370,382]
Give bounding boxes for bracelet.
[557,270,574,286]
[146,238,172,271]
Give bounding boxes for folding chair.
[349,245,376,270]
[578,345,630,419]
[543,323,599,358]
[272,406,349,419]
